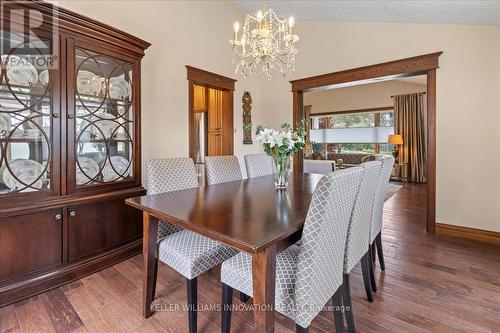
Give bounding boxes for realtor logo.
[0,1,58,69]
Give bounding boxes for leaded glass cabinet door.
[67,40,138,193]
[0,28,60,201]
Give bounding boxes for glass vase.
[272,154,291,189]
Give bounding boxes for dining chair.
[244,153,273,178]
[205,155,242,185]
[341,160,381,332]
[220,167,364,333]
[146,158,238,333]
[369,156,395,290]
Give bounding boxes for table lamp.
[388,134,403,162]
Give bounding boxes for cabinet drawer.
[0,210,63,283]
[67,199,142,261]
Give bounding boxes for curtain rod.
[391,92,426,98]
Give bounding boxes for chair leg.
[296,324,309,333]
[331,288,344,333]
[360,252,374,303]
[375,232,385,271]
[152,256,159,300]
[341,274,356,333]
[371,242,376,263]
[367,249,377,293]
[221,283,233,333]
[239,291,250,303]
[187,278,197,333]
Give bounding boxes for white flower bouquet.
[255,120,308,188]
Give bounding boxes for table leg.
[143,212,159,318]
[252,244,277,333]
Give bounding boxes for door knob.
[54,213,62,221]
[52,113,60,118]
[67,114,75,119]
[69,210,77,217]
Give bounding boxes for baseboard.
[435,223,500,245]
[0,239,142,307]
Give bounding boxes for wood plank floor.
[2,183,500,333]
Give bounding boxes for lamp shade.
[388,134,403,145]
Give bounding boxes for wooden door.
[207,88,232,155]
[0,210,63,283]
[67,199,142,261]
[0,24,61,207]
[66,38,140,194]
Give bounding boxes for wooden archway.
[290,52,442,233]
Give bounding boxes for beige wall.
[55,2,500,233]
[54,0,264,177]
[304,79,426,114]
[261,21,500,233]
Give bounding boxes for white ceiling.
[232,1,500,25]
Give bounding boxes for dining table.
[125,173,324,332]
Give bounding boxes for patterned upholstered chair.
[369,156,395,278]
[146,158,198,241]
[146,158,238,333]
[205,155,242,185]
[341,161,381,331]
[244,154,273,178]
[220,167,364,333]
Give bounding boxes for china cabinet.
[0,2,149,305]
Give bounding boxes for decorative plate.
[0,114,11,136]
[91,113,118,139]
[76,156,99,185]
[39,69,49,86]
[102,156,130,182]
[109,74,131,100]
[1,55,38,87]
[77,70,104,96]
[2,159,45,192]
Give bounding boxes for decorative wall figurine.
[242,91,253,144]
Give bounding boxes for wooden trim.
[290,52,442,92]
[311,106,393,117]
[186,66,236,91]
[0,187,146,219]
[426,70,437,233]
[0,238,142,306]
[293,91,304,175]
[436,223,500,245]
[8,2,151,56]
[291,52,442,233]
[187,68,235,159]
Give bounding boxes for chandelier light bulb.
[289,17,295,28]
[233,22,240,33]
[257,11,263,21]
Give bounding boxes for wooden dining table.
[125,173,324,332]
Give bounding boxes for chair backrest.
[343,161,382,274]
[370,156,395,242]
[204,155,242,185]
[293,167,363,328]
[244,154,273,178]
[145,158,199,195]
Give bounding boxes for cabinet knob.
[52,113,60,118]
[67,114,75,119]
[69,210,77,217]
[54,214,62,221]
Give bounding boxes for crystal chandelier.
[230,4,299,79]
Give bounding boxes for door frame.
[186,66,236,158]
[290,52,442,233]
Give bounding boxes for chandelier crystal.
[230,4,299,79]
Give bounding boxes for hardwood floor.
[1,183,500,333]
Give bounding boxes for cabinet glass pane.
[75,48,133,186]
[0,30,52,194]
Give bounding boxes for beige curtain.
[393,93,427,183]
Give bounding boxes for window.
[308,109,394,155]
